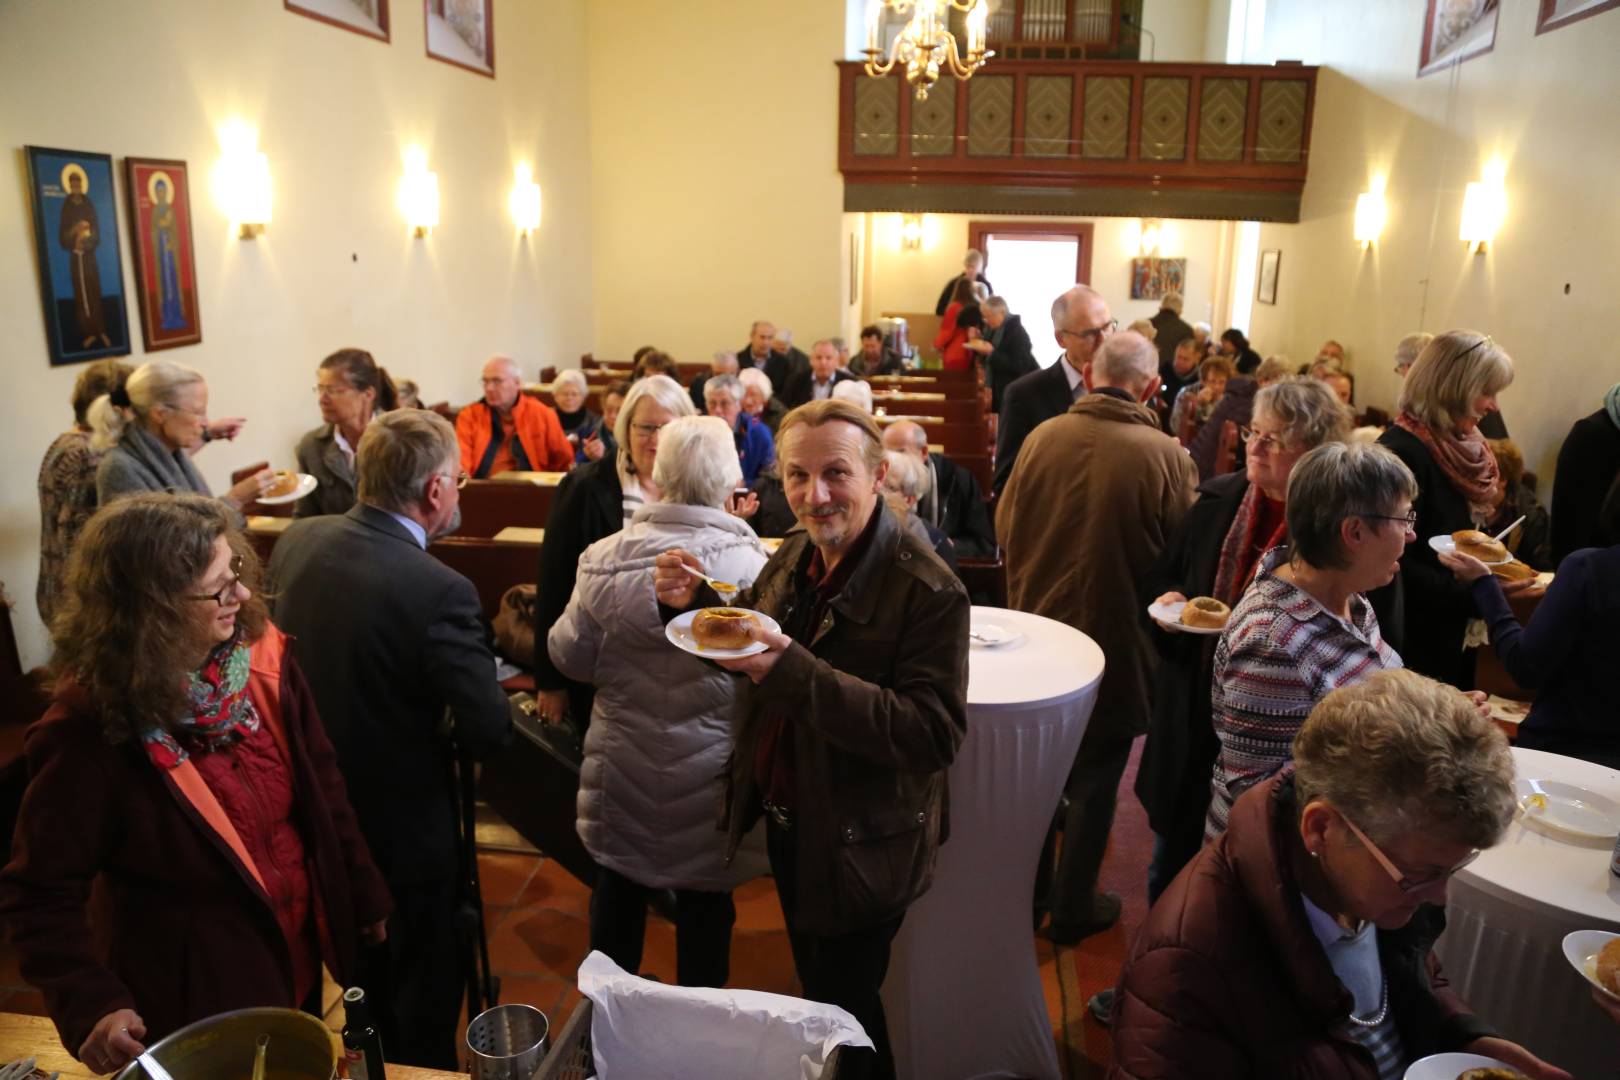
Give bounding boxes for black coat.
[921,452,995,557]
[746,471,799,539]
[533,457,624,723]
[740,345,810,398]
[267,505,512,884]
[782,368,858,410]
[935,272,994,316]
[1187,376,1257,480]
[1149,308,1194,380]
[993,360,1075,495]
[1369,426,1477,689]
[984,315,1038,413]
[1551,408,1620,564]
[1133,472,1248,837]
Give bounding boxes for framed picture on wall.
[24,146,131,366]
[1536,0,1620,33]
[285,0,390,41]
[1418,0,1499,77]
[125,157,203,351]
[1129,257,1186,301]
[425,0,494,77]
[1256,249,1281,305]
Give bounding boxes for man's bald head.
[1087,331,1159,399]
[1050,285,1113,367]
[880,420,929,461]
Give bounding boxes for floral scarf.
[1212,482,1288,605]
[1393,411,1501,524]
[142,633,261,769]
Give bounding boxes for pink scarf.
[1394,411,1500,524]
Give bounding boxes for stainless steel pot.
[114,1008,337,1080]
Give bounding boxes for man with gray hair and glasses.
[269,408,511,1069]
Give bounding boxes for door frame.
[967,221,1095,286]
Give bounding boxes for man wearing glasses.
[992,284,1117,495]
[268,409,511,1069]
[457,354,574,478]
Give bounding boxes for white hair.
[88,359,205,451]
[651,416,742,508]
[982,295,1009,316]
[832,379,874,413]
[552,368,588,395]
[1093,331,1159,389]
[882,449,931,503]
[773,328,793,344]
[703,373,742,402]
[1050,284,1104,329]
[487,354,522,379]
[613,374,696,473]
[1193,321,1212,336]
[1394,332,1434,372]
[711,351,739,374]
[737,368,772,398]
[1162,291,1184,314]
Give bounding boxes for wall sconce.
[399,149,440,238]
[215,123,272,239]
[509,164,541,234]
[1139,218,1163,256]
[1353,191,1386,249]
[1459,166,1505,254]
[900,213,924,250]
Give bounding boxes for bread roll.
[1489,559,1538,583]
[1597,936,1620,996]
[1456,1069,1528,1080]
[263,470,301,499]
[691,608,760,650]
[1180,597,1231,630]
[1452,529,1509,563]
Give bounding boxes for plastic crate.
[531,998,848,1079]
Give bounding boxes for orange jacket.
[457,394,573,476]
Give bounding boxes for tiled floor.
[0,746,1153,1080]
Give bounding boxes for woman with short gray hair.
[548,415,768,988]
[549,367,605,466]
[882,449,958,574]
[1204,441,1416,840]
[1376,330,1518,688]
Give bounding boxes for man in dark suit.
[783,339,858,408]
[268,409,511,1069]
[737,319,777,382]
[964,296,1038,413]
[992,284,1115,495]
[934,249,994,316]
[768,328,811,393]
[881,420,996,557]
[1148,291,1194,382]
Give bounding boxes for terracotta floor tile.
[497,906,593,979]
[511,857,592,916]
[477,851,542,907]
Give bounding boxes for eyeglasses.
[1059,319,1118,347]
[1339,812,1480,894]
[1357,508,1418,529]
[1238,426,1292,454]
[313,383,356,398]
[630,421,668,439]
[436,470,470,490]
[189,554,245,607]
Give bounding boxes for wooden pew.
[915,421,995,459]
[457,478,558,537]
[873,396,984,425]
[429,536,541,625]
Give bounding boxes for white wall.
[1243,0,1620,489]
[0,0,596,668]
[1141,0,1214,61]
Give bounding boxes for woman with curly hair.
[0,494,390,1072]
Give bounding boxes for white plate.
[665,609,782,660]
[1147,599,1225,636]
[1428,534,1510,565]
[1515,778,1620,843]
[1562,929,1620,1001]
[255,472,318,506]
[1403,1051,1519,1079]
[969,622,1025,649]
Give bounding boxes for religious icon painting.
[24,146,132,367]
[425,0,494,77]
[125,157,203,351]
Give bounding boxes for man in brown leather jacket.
[656,399,969,1080]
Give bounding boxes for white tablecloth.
[1434,747,1620,1079]
[882,607,1104,1080]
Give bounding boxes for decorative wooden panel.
[1197,78,1248,162]
[910,78,957,157]
[853,77,899,156]
[967,76,1015,157]
[1024,75,1073,157]
[1081,75,1130,159]
[1139,77,1189,161]
[1255,79,1309,163]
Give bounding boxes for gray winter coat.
[548,501,769,890]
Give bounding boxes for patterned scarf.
[1605,382,1620,433]
[1393,411,1500,524]
[142,632,261,769]
[1212,483,1288,605]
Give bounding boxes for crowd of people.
[8,255,1620,1080]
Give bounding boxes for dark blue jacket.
[734,412,776,486]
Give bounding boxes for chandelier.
[863,0,993,101]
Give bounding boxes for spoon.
[682,563,740,599]
[1491,514,1526,545]
[250,1034,270,1080]
[137,1054,177,1080]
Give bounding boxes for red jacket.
[1108,775,1494,1079]
[0,625,391,1056]
[934,302,974,371]
[456,395,573,477]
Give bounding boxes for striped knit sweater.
[1205,547,1401,840]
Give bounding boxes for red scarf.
[1212,483,1288,605]
[1394,411,1501,524]
[141,633,261,769]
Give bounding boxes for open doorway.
[968,222,1095,368]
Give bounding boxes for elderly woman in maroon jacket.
[0,494,390,1074]
[1109,669,1569,1080]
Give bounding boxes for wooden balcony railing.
[838,59,1318,222]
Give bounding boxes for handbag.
[492,584,537,665]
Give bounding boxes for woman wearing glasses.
[1136,377,1351,901]
[1372,331,1520,689]
[1204,441,1415,841]
[0,494,389,1073]
[532,374,695,727]
[92,359,268,523]
[294,347,398,517]
[1109,669,1570,1080]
